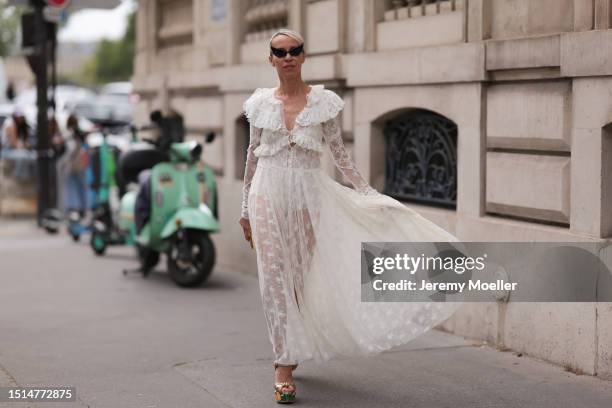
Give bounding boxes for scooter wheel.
[44,226,60,235]
[90,233,107,256]
[167,231,215,288]
[71,233,81,242]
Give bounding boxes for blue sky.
[58,0,135,43]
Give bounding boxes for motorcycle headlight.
[198,203,212,216]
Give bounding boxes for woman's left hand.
[239,217,254,249]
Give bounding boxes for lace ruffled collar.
[243,84,345,131]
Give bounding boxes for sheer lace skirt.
[248,146,461,365]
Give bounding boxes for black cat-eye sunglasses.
[270,44,304,58]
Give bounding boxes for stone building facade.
[132,0,612,378]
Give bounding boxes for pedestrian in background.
[63,114,89,216]
[5,81,15,102]
[48,113,67,209]
[0,106,36,181]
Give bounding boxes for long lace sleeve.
[241,124,262,219]
[322,115,378,195]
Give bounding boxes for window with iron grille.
[384,110,457,208]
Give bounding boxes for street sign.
[43,6,62,23]
[43,6,66,23]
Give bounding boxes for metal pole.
[49,22,58,209]
[33,0,51,225]
[50,23,57,112]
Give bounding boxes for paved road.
[1,219,611,408]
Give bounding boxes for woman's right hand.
[238,217,253,247]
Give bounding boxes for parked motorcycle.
[101,111,219,287]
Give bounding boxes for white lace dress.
[242,84,461,366]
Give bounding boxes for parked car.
[100,81,133,97]
[19,109,132,152]
[73,94,133,126]
[15,85,97,114]
[73,82,136,127]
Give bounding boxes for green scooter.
[119,121,219,287]
[89,124,129,254]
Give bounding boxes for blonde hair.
[269,28,305,48]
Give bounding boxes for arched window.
[156,0,194,47]
[384,0,462,21]
[384,109,457,208]
[244,0,289,43]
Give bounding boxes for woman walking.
[238,29,461,404]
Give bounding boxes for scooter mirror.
[150,110,163,124]
[190,143,203,162]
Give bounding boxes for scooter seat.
[119,145,169,184]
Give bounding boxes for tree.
[81,9,135,85]
[0,3,23,57]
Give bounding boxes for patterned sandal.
[273,363,297,403]
[274,381,296,403]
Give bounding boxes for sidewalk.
[174,324,612,408]
[0,216,37,236]
[0,219,611,407]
